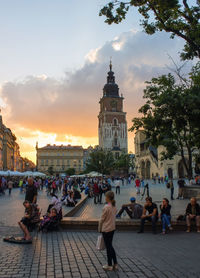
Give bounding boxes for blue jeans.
[161,214,171,231]
[140,215,158,232]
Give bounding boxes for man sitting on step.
[116,197,143,219]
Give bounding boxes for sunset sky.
[0,0,188,163]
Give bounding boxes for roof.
[103,64,120,98]
[38,144,83,150]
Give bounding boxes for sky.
[0,0,188,163]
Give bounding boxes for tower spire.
[109,57,112,71]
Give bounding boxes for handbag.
[96,235,105,251]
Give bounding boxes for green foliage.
[129,62,200,179]
[48,166,54,175]
[99,0,200,60]
[114,153,131,172]
[86,150,115,174]
[65,168,76,176]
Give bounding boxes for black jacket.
[160,204,171,216]
[186,203,200,216]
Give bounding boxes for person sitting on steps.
[138,197,158,234]
[160,198,173,234]
[116,197,143,219]
[186,197,200,233]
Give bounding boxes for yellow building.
[0,112,35,171]
[134,130,191,179]
[36,144,84,174]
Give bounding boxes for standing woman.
[98,191,118,271]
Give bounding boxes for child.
[40,208,59,232]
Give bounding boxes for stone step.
[61,217,190,231]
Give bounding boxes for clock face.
[110,100,117,108]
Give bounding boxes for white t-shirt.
[115,180,120,187]
[51,196,62,213]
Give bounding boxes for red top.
[93,183,100,194]
[135,179,140,187]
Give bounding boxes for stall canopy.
[86,171,103,177]
[22,171,46,177]
[0,170,24,176]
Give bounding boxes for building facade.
[134,130,192,179]
[98,62,128,158]
[36,144,84,174]
[0,112,35,172]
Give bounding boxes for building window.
[114,138,118,146]
[115,152,119,159]
[57,159,60,166]
[45,159,48,166]
[113,118,118,126]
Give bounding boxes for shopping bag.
[96,235,105,251]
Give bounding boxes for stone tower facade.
[98,62,128,158]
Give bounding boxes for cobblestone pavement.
[76,181,189,220]
[0,227,200,278]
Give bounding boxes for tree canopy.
[86,150,115,174]
[99,0,200,60]
[129,62,200,179]
[65,168,76,176]
[86,150,132,175]
[47,166,54,176]
[114,153,132,173]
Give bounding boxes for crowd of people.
[1,173,200,270]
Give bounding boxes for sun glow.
[17,128,98,163]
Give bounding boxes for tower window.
[114,138,118,146]
[113,118,118,126]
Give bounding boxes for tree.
[99,0,200,60]
[48,166,54,176]
[129,62,200,179]
[114,153,131,173]
[65,168,76,176]
[86,150,115,175]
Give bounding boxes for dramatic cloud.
[0,30,185,160]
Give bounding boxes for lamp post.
[99,160,103,175]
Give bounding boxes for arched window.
[113,118,118,126]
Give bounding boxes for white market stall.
[86,171,103,177]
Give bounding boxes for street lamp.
[99,160,102,174]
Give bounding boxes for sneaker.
[113,264,119,271]
[137,230,144,234]
[169,226,173,231]
[186,228,191,233]
[103,265,113,271]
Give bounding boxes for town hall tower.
[98,62,128,158]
